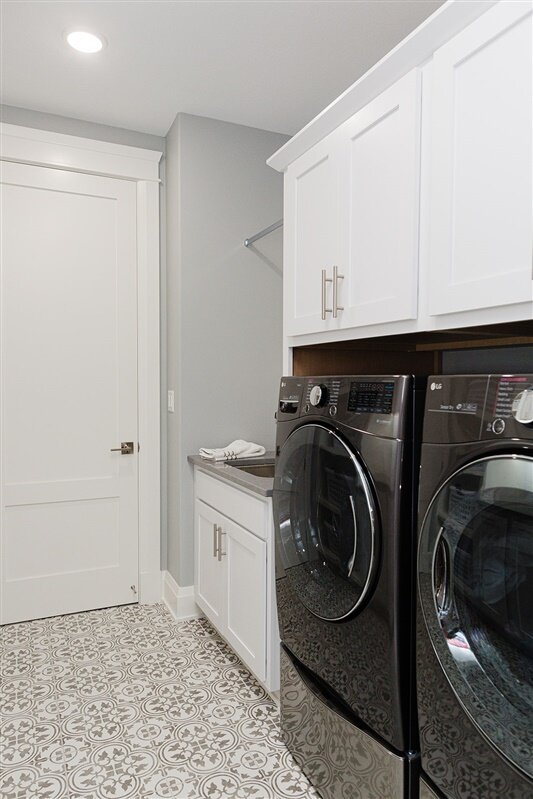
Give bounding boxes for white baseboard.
[139,570,163,604]
[162,571,201,621]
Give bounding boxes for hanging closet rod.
[244,219,283,247]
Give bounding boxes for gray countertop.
[188,452,275,497]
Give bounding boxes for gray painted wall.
[0,105,165,152]
[166,113,287,586]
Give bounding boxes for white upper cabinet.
[270,0,533,346]
[284,70,421,337]
[428,0,533,318]
[284,137,340,336]
[338,70,421,329]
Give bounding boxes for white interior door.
[0,160,139,624]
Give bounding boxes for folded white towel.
[199,439,266,462]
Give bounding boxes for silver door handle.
[110,442,134,454]
[217,527,226,561]
[332,265,344,318]
[321,269,332,320]
[213,523,219,557]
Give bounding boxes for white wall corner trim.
[162,571,202,621]
[0,123,162,181]
[137,179,162,604]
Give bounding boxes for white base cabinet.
[193,468,279,692]
[195,499,226,630]
[225,519,266,680]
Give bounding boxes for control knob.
[511,388,533,427]
[309,384,329,408]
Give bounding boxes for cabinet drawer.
[195,470,267,538]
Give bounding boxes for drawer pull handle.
[213,523,219,557]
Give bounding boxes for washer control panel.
[485,374,533,435]
[278,378,305,417]
[491,418,506,435]
[309,384,329,407]
[304,379,341,410]
[511,388,533,426]
[277,376,409,439]
[347,380,395,414]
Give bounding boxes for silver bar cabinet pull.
[321,268,332,320]
[217,527,226,561]
[332,265,344,318]
[213,523,219,557]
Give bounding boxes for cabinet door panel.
[194,500,226,627]
[338,70,421,329]
[428,1,533,316]
[225,520,267,681]
[285,138,340,336]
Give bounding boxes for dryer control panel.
[483,374,533,439]
[423,374,533,443]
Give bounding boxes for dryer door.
[418,454,533,778]
[273,423,379,622]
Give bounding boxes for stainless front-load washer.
[274,375,425,798]
[417,374,533,799]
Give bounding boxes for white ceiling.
[1,0,444,137]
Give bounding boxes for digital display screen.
[348,381,395,414]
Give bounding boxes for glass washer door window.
[273,423,379,622]
[418,454,533,778]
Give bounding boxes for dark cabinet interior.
[292,321,533,377]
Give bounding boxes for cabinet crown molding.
[267,0,500,172]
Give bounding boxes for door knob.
[110,442,134,454]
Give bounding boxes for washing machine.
[273,375,424,799]
[417,374,533,799]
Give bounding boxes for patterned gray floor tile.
[0,603,320,798]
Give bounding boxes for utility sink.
[232,460,275,478]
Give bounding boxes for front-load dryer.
[274,375,424,799]
[417,374,533,799]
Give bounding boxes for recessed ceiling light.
[67,31,105,54]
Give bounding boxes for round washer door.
[273,423,379,622]
[418,454,533,778]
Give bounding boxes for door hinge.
[130,584,137,595]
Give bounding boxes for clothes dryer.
[274,375,424,799]
[417,374,533,799]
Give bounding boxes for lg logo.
[431,382,443,391]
